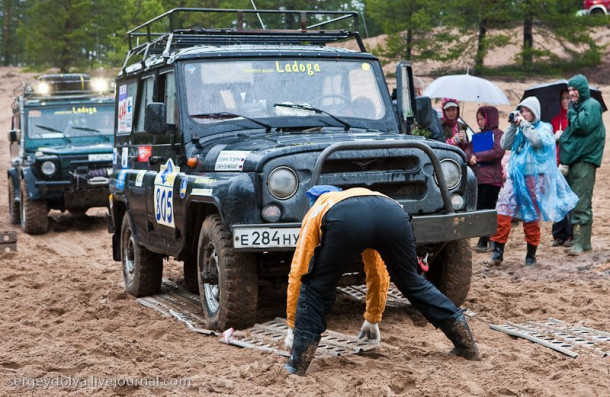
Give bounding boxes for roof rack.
[122,8,365,73]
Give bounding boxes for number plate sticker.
[88,153,113,161]
[233,228,300,249]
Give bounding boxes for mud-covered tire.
[197,214,257,330]
[120,214,163,297]
[19,178,48,234]
[426,240,472,307]
[8,177,20,224]
[183,257,199,295]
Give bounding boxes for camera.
[508,111,520,123]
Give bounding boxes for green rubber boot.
[581,224,592,252]
[567,224,584,256]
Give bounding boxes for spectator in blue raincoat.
[488,96,578,266]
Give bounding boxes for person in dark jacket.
[415,96,444,142]
[559,74,606,255]
[464,106,505,252]
[551,89,573,247]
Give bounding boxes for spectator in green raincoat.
[559,74,606,256]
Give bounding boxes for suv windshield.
[26,104,114,139]
[183,59,386,125]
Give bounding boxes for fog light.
[261,204,282,222]
[41,161,56,176]
[450,193,464,210]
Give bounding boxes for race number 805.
[154,186,174,227]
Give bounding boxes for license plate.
[233,227,300,249]
[88,153,113,161]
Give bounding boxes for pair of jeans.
[294,195,459,335]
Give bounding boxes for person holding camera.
[559,74,606,256]
[440,98,469,149]
[488,96,578,266]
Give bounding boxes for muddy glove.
[357,320,380,345]
[284,327,294,350]
[559,164,569,176]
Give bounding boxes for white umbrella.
[423,73,510,105]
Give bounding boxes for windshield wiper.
[71,126,110,142]
[35,124,71,145]
[190,112,271,132]
[35,124,63,134]
[273,103,351,131]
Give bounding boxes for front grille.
[321,156,419,173]
[337,182,426,200]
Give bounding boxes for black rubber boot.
[439,311,482,361]
[488,242,504,265]
[284,329,321,376]
[474,236,490,253]
[525,243,537,266]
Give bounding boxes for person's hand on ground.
[284,327,294,351]
[358,320,381,345]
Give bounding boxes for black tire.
[8,177,20,224]
[426,240,472,307]
[120,214,163,297]
[197,214,258,330]
[183,257,199,295]
[19,178,48,235]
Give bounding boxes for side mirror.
[8,129,19,143]
[144,102,167,135]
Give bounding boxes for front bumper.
[232,209,497,252]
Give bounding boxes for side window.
[136,76,154,131]
[117,80,138,135]
[163,72,176,124]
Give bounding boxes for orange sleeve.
[361,249,389,324]
[286,205,324,328]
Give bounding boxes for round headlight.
[436,159,461,190]
[41,161,56,176]
[267,167,298,199]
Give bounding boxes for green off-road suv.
[7,74,115,234]
[108,8,496,330]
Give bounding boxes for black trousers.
[294,195,459,335]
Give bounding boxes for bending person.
[285,186,481,376]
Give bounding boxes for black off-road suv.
[108,8,496,330]
[7,74,115,234]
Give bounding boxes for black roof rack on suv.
[122,8,365,72]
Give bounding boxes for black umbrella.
[521,79,607,123]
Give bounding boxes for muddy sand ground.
[0,62,608,397]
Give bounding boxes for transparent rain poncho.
[496,121,578,223]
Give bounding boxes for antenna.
[250,0,266,30]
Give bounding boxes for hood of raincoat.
[306,185,342,206]
[441,97,460,124]
[568,74,591,104]
[477,106,499,131]
[517,96,541,123]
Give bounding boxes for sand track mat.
[491,318,610,358]
[137,280,381,357]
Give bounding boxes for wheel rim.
[201,241,220,315]
[124,229,136,283]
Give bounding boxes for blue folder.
[472,131,494,153]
